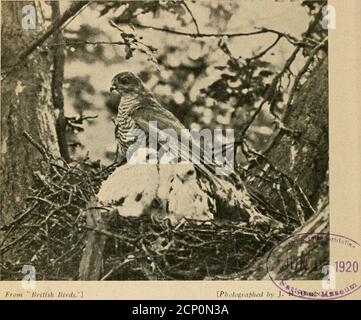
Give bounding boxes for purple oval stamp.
[266,233,361,299]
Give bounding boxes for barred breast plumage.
[115,93,141,161]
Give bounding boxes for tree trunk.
[219,57,329,280]
[248,57,329,223]
[266,57,328,208]
[1,1,60,226]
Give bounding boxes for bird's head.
[110,72,144,96]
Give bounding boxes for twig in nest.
[23,131,50,161]
[100,257,134,281]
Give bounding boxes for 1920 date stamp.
[266,233,360,299]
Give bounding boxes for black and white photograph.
[0,0,360,301]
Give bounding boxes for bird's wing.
[131,102,184,134]
[132,101,203,165]
[131,102,229,189]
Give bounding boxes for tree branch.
[237,45,301,141]
[51,1,70,163]
[181,1,200,35]
[283,38,328,115]
[45,40,126,48]
[248,34,282,61]
[44,26,309,52]
[127,22,303,44]
[23,131,50,162]
[236,7,326,142]
[5,1,90,69]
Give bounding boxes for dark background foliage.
[55,0,326,165]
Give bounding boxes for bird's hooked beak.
[110,84,122,98]
[110,84,117,93]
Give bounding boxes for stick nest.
[0,153,297,280]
